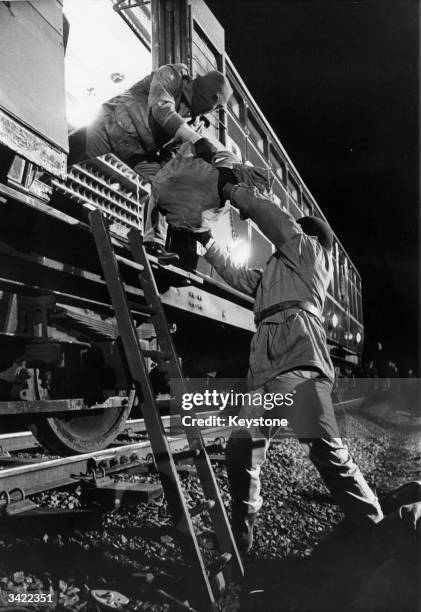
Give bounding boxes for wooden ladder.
[89,210,243,611]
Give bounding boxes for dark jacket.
[84,63,194,162]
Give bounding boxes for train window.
[289,199,301,220]
[192,25,221,141]
[349,272,356,315]
[112,1,152,47]
[333,243,341,302]
[272,181,288,209]
[227,115,246,157]
[352,270,362,321]
[247,112,266,154]
[287,173,300,202]
[339,256,349,304]
[64,0,152,130]
[192,24,219,74]
[358,290,363,323]
[302,195,312,216]
[228,84,243,121]
[270,147,286,184]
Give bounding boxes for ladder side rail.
[128,229,244,579]
[89,210,216,606]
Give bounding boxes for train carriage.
[0,0,363,455]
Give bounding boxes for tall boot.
[231,502,257,553]
[226,432,261,553]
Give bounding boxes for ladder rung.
[176,464,196,475]
[190,499,216,518]
[155,398,171,411]
[202,441,226,455]
[142,349,172,361]
[172,448,201,463]
[115,254,145,272]
[128,304,155,317]
[207,552,232,577]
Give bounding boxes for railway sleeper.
[0,487,100,527]
[80,475,163,510]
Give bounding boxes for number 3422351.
[4,592,56,606]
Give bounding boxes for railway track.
[0,412,224,453]
[0,396,364,512]
[0,418,233,511]
[0,396,363,453]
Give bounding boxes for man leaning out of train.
[196,182,384,553]
[68,63,232,265]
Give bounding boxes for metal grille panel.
[53,154,149,237]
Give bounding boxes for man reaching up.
[198,183,383,552]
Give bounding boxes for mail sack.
[152,142,222,233]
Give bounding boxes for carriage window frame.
[287,172,300,203]
[227,81,244,122]
[247,109,266,154]
[112,0,152,51]
[270,146,286,185]
[302,194,312,216]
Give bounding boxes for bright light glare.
[356,332,362,343]
[230,238,250,266]
[331,313,339,328]
[64,0,152,128]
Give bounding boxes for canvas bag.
[151,142,222,233]
[152,142,271,233]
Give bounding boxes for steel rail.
[0,425,233,504]
[0,415,196,453]
[0,395,364,454]
[0,394,363,452]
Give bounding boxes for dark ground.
[240,415,421,611]
[0,408,420,611]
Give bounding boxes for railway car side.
[0,0,362,455]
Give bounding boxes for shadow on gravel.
[240,482,421,612]
[240,527,420,611]
[0,532,191,607]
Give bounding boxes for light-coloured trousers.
[226,370,383,526]
[133,162,168,246]
[143,192,168,245]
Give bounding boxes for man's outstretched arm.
[203,239,262,297]
[223,184,302,252]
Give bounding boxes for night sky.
[206,0,419,374]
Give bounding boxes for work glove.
[158,142,178,164]
[217,167,237,201]
[195,230,213,246]
[194,138,218,164]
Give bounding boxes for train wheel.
[29,404,132,455]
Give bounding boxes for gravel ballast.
[0,412,419,611]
